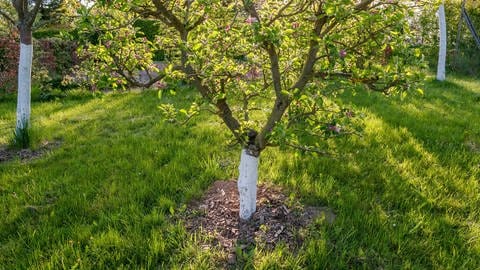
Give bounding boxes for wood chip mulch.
[0,140,61,163]
[184,180,335,264]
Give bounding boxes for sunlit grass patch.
[0,76,479,268]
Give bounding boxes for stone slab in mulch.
[184,180,335,265]
[0,140,61,163]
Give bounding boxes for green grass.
[0,76,479,269]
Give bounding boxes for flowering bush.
[0,31,19,93]
[34,38,80,90]
[0,33,79,95]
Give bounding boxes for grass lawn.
[0,76,479,269]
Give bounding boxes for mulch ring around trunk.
[183,180,336,266]
[0,140,62,163]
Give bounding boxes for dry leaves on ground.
[184,180,335,265]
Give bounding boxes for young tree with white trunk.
[437,2,447,81]
[93,0,424,220]
[0,0,43,147]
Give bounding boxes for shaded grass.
[0,76,479,269]
[264,76,480,269]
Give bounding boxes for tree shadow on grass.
[340,80,480,166]
[264,80,480,268]
[272,132,479,268]
[1,84,479,268]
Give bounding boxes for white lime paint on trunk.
[238,149,259,220]
[16,43,33,131]
[437,4,447,81]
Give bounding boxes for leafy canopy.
[81,0,425,155]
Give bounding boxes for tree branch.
[355,0,375,11]
[292,9,330,90]
[265,0,294,26]
[187,11,206,31]
[0,9,15,26]
[110,53,169,88]
[184,64,243,144]
[243,1,293,151]
[11,0,25,21]
[151,0,185,33]
[27,0,43,26]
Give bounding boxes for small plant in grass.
[12,124,30,149]
[95,0,426,220]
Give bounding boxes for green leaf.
[325,6,336,16]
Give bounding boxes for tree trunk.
[16,27,33,133]
[238,149,259,220]
[437,3,447,81]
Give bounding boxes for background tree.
[0,1,17,93]
[1,0,81,98]
[37,0,80,29]
[93,0,424,220]
[74,3,165,90]
[437,2,447,81]
[0,0,43,147]
[414,0,480,75]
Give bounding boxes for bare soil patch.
[465,140,480,153]
[0,140,61,163]
[184,180,335,265]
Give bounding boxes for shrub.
[0,33,80,96]
[33,29,61,39]
[35,37,79,81]
[0,31,19,94]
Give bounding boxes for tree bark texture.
[238,149,259,220]
[16,29,33,132]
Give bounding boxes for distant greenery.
[133,19,165,61]
[417,0,480,75]
[0,76,479,268]
[33,29,61,39]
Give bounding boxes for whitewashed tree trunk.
[238,149,259,220]
[16,42,33,132]
[437,3,447,81]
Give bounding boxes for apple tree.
[96,0,424,220]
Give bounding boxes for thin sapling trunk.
[238,149,259,220]
[9,0,43,147]
[437,3,447,81]
[16,27,33,135]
